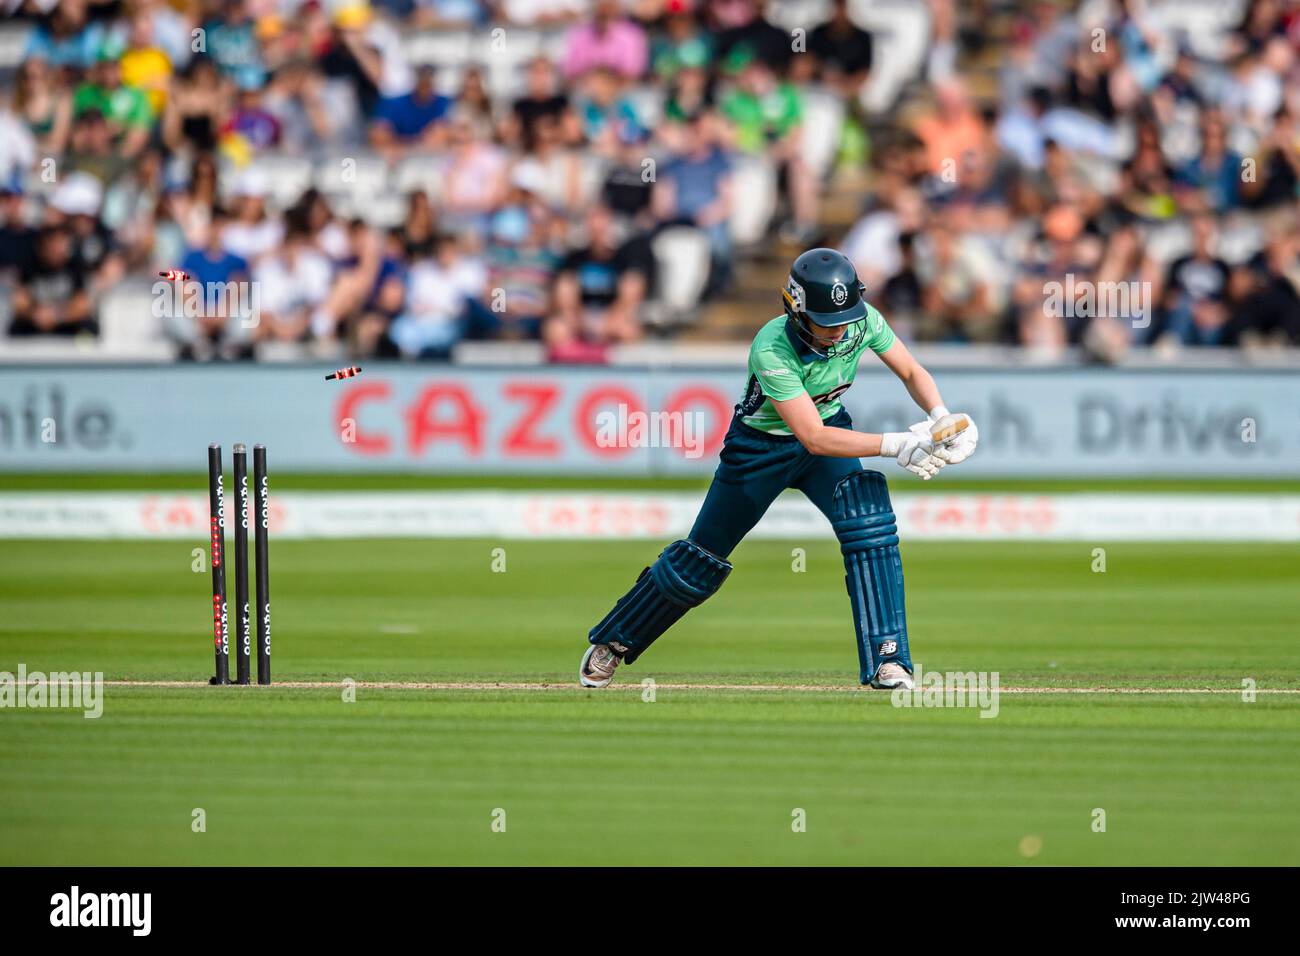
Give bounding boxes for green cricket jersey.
[736,309,896,435]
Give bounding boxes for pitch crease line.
[52,680,1300,694]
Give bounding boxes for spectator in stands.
[10,225,95,337]
[23,0,105,70]
[485,176,559,340]
[0,183,35,278]
[262,58,334,154]
[652,0,713,82]
[546,205,649,361]
[13,58,71,158]
[880,231,922,341]
[1108,0,1165,104]
[1062,27,1120,122]
[369,64,451,152]
[63,108,130,187]
[48,172,123,299]
[412,0,491,29]
[1013,203,1100,349]
[397,189,438,259]
[133,0,193,70]
[507,56,571,151]
[1152,214,1234,347]
[1241,103,1300,209]
[653,110,734,294]
[439,113,509,237]
[202,0,268,93]
[709,0,790,70]
[499,0,588,28]
[391,232,488,358]
[144,185,189,275]
[0,102,36,214]
[659,44,715,151]
[518,109,586,213]
[914,217,1001,343]
[254,219,334,344]
[806,0,874,99]
[170,209,250,361]
[163,56,228,155]
[842,185,926,292]
[718,44,818,245]
[119,9,174,117]
[1173,110,1242,214]
[562,0,648,80]
[928,112,1015,236]
[1089,223,1152,360]
[1223,42,1290,133]
[348,227,409,356]
[73,47,153,159]
[602,122,656,224]
[3,0,1298,363]
[315,4,384,139]
[220,170,283,265]
[454,66,496,140]
[912,78,984,176]
[575,65,644,157]
[288,188,350,261]
[1228,227,1300,347]
[225,82,282,154]
[172,153,220,250]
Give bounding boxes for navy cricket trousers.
[688,408,869,559]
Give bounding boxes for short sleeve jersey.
[736,308,895,434]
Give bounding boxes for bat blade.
[930,413,971,447]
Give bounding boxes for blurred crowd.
[849,0,1300,355]
[0,0,1297,362]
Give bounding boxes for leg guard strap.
[831,471,912,683]
[588,539,732,664]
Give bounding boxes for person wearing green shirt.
[73,49,153,158]
[580,248,980,690]
[718,44,819,244]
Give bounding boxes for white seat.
[1216,220,1264,266]
[1141,220,1193,265]
[0,23,30,71]
[355,194,409,229]
[852,0,931,114]
[393,155,447,201]
[246,156,314,210]
[314,153,389,199]
[402,29,474,68]
[651,226,712,323]
[729,155,778,246]
[99,282,163,352]
[800,87,845,179]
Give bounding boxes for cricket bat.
[929,413,972,448]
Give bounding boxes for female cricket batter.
[579,248,979,690]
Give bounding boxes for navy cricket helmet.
[781,248,868,358]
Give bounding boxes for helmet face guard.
[782,266,869,359]
[787,312,867,359]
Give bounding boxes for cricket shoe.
[870,662,914,690]
[579,642,625,688]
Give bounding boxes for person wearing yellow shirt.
[119,12,173,116]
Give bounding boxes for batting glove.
[881,428,944,480]
[926,408,979,465]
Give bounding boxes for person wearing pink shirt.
[562,0,648,80]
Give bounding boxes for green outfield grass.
[2,537,1298,865]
